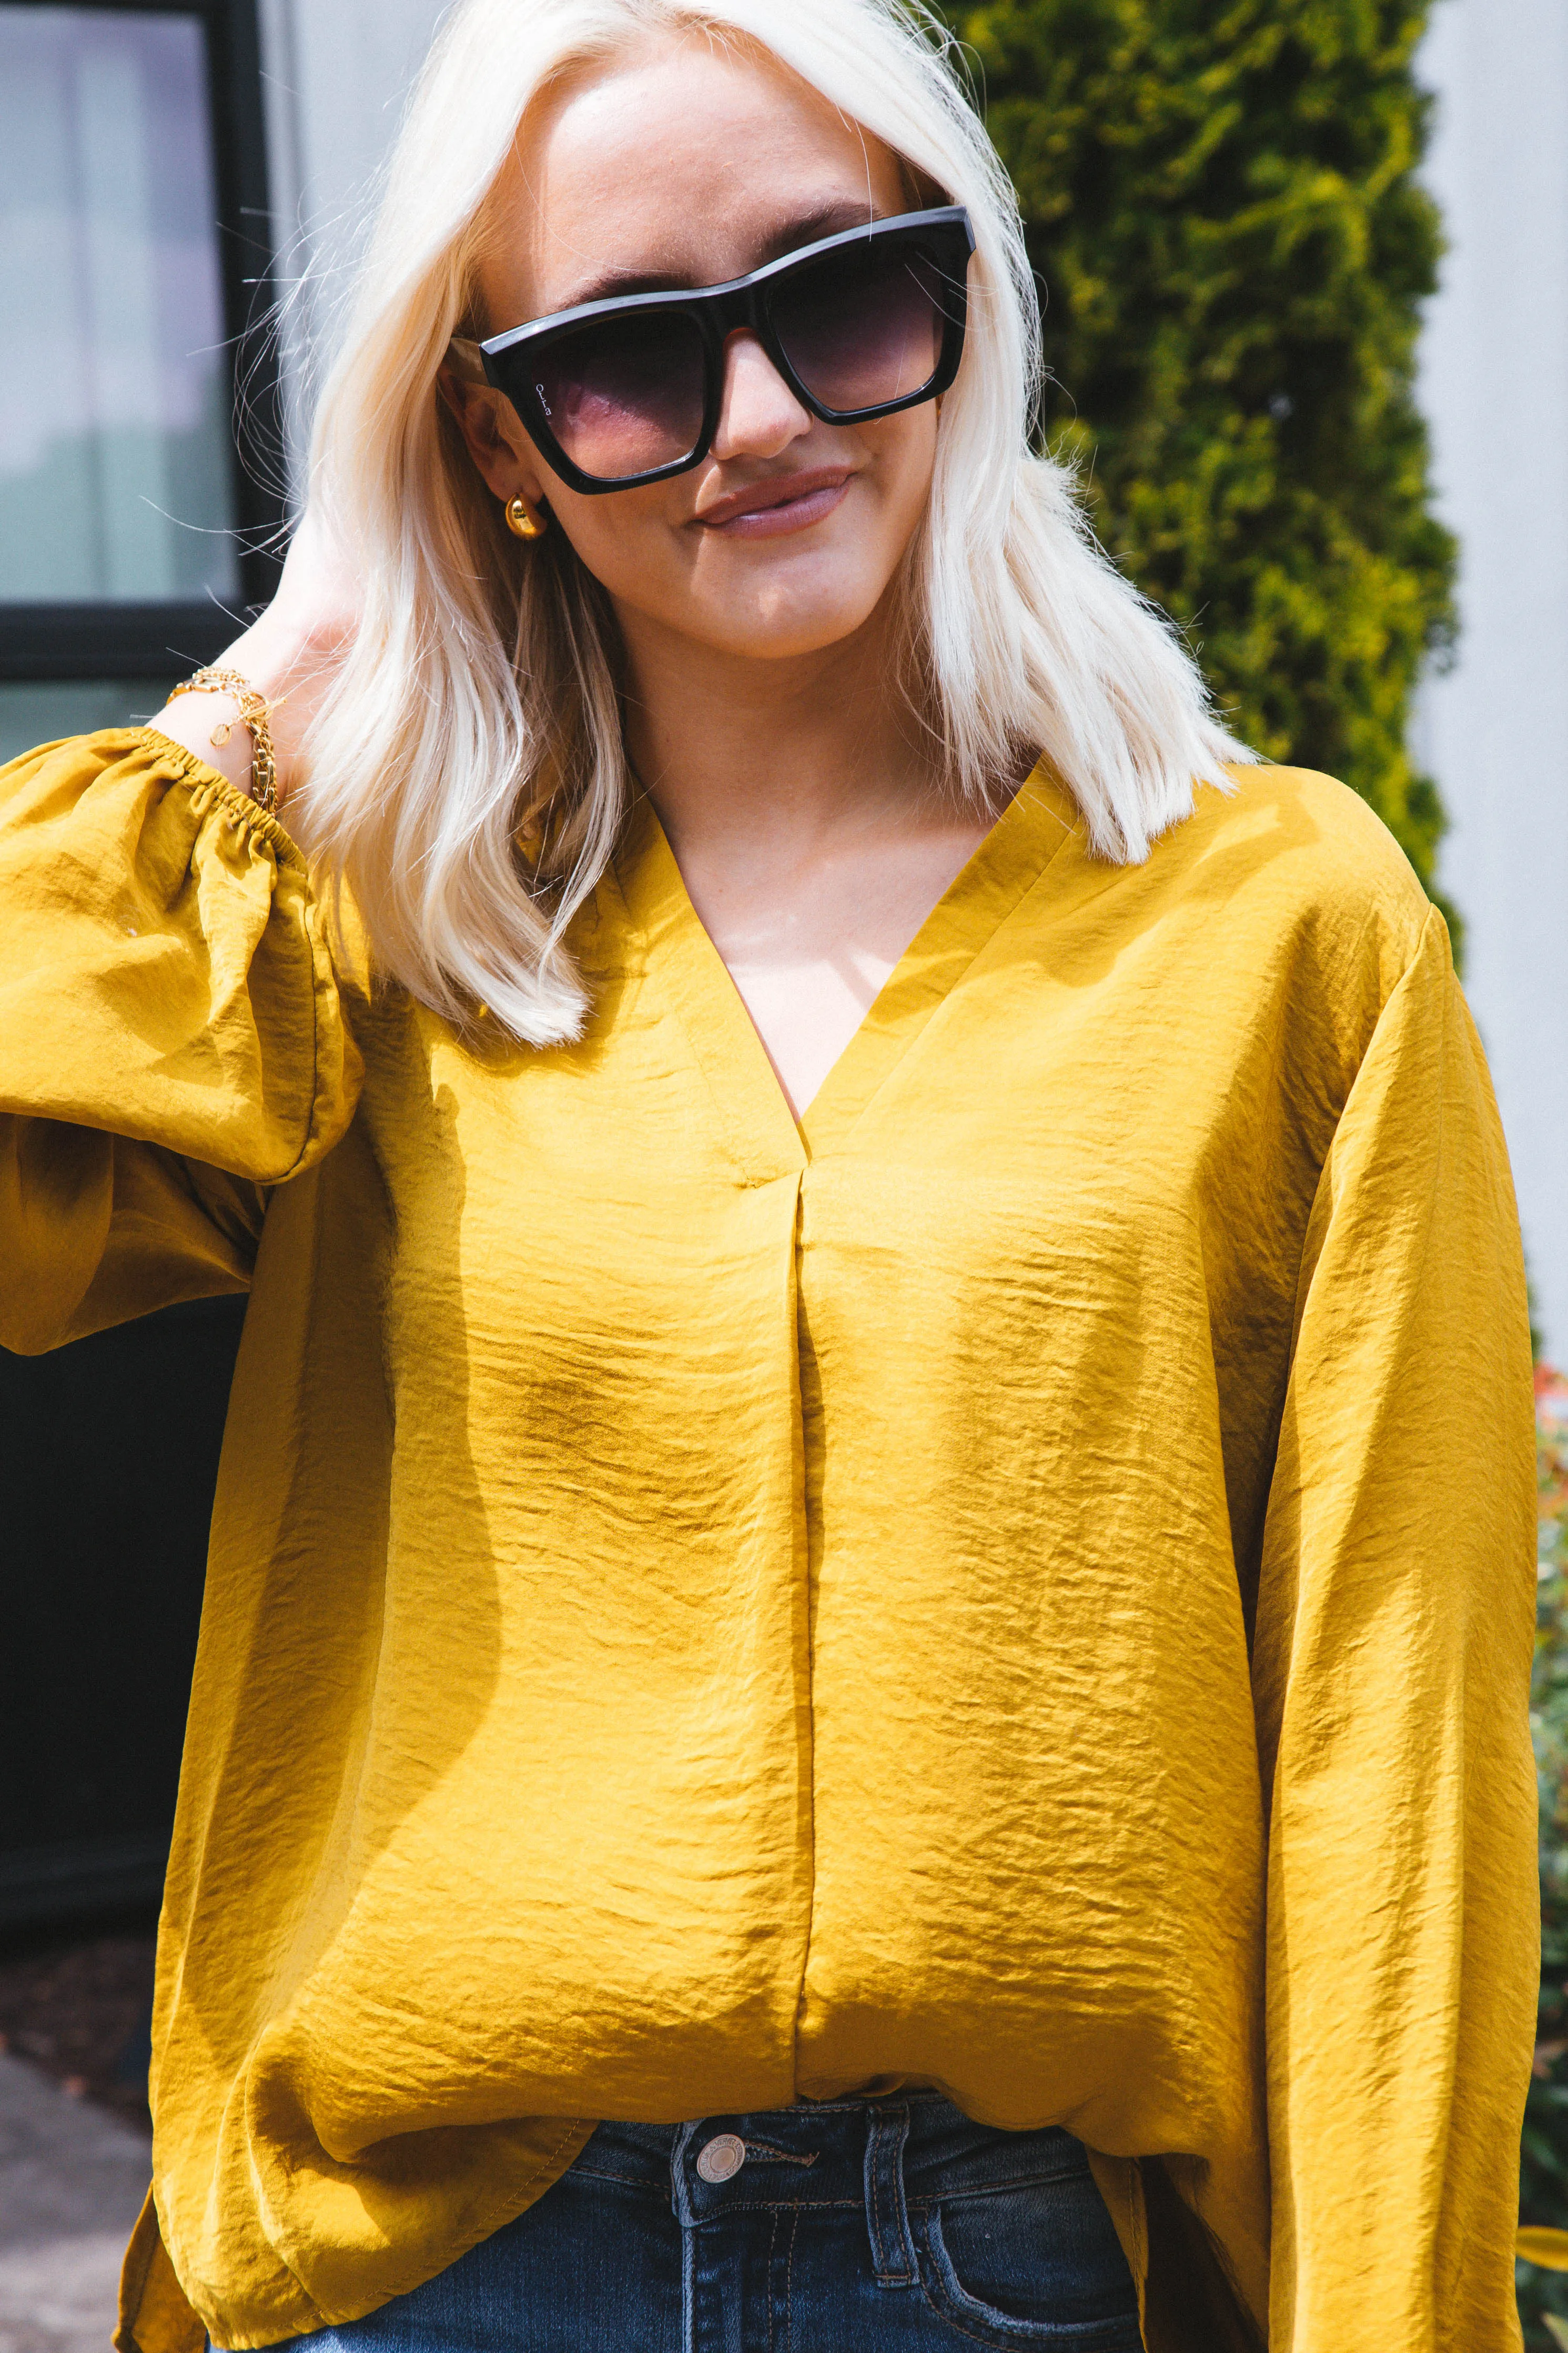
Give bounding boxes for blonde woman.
[0,2,1536,2348]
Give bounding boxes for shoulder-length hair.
[298,0,1250,1044]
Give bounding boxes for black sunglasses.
[450,205,975,496]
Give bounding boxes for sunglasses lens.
[770,235,956,415]
[530,310,707,482]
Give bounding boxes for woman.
[0,0,1536,2347]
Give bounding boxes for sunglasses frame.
[459,205,976,496]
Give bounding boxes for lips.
[694,467,854,535]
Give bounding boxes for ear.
[437,367,549,510]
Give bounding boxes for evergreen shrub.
[942,0,1458,902]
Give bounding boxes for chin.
[696,579,893,663]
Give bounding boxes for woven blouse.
[0,730,1539,2353]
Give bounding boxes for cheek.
[867,413,939,537]
[549,497,676,602]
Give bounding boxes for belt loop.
[670,2120,701,2229]
[863,2101,915,2286]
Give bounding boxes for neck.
[606,589,1001,1123]
[615,597,942,871]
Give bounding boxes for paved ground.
[0,2054,149,2353]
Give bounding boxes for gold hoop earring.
[504,492,548,540]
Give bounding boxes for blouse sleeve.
[1252,904,1539,2350]
[0,729,362,1352]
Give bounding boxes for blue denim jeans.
[266,2092,1142,2351]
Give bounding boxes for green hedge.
[943,0,1456,910]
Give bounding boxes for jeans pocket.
[916,2165,1142,2350]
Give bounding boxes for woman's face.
[449,39,939,667]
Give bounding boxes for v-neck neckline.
[610,762,1081,1179]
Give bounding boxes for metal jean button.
[696,2131,746,2183]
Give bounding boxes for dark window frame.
[0,0,286,683]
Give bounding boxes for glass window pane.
[0,7,239,604]
[0,678,173,765]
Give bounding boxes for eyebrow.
[550,199,884,313]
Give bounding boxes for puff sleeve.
[0,729,362,1351]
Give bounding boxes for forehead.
[481,37,909,316]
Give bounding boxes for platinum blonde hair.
[299,0,1251,1044]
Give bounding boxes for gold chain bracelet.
[166,667,279,812]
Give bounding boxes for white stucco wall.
[1417,0,1568,1358]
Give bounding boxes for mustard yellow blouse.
[0,731,1538,2353]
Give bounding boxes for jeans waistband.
[569,2093,1088,2219]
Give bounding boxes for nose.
[710,328,812,463]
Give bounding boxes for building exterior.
[0,0,1561,1298]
